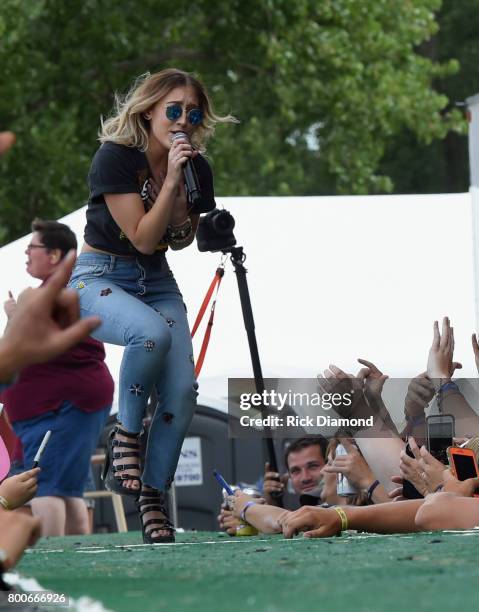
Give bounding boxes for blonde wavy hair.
[99,69,237,153]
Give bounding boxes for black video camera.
[196,208,236,252]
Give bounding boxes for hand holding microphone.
[170,131,201,205]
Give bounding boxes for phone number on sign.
[7,592,69,606]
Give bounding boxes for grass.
[12,528,479,612]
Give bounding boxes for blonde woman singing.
[69,69,235,543]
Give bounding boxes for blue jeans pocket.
[69,263,107,287]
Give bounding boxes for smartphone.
[426,414,455,464]
[447,447,479,481]
[402,443,423,499]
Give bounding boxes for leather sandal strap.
[113,463,141,472]
[112,440,140,450]
[139,504,167,517]
[112,451,140,459]
[116,474,142,482]
[138,500,167,510]
[139,489,166,498]
[114,425,141,438]
[143,518,174,531]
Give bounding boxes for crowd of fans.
[219,317,479,538]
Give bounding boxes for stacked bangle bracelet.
[333,506,349,532]
[0,496,11,510]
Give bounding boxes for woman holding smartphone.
[69,69,235,542]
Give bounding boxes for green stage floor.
[9,528,479,611]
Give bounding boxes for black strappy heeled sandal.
[101,425,142,497]
[137,489,175,544]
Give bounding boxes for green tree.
[378,0,479,193]
[0,0,464,244]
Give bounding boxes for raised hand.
[471,333,479,375]
[357,358,388,403]
[0,131,15,155]
[404,372,435,418]
[426,317,461,381]
[317,364,373,431]
[322,438,375,491]
[263,461,288,502]
[0,251,101,381]
[3,291,16,320]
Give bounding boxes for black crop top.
[84,141,216,256]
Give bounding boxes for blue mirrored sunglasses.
[165,103,203,125]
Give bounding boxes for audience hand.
[227,490,265,519]
[471,333,479,374]
[0,511,41,570]
[317,365,371,426]
[426,317,461,382]
[217,506,241,536]
[404,372,435,418]
[356,358,388,404]
[399,437,446,496]
[0,251,101,381]
[263,462,288,500]
[0,468,40,509]
[388,475,406,501]
[0,131,15,156]
[322,438,375,490]
[3,292,16,320]
[279,505,341,538]
[442,470,479,497]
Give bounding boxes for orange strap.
[191,267,224,378]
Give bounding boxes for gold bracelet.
[0,496,11,511]
[333,506,349,532]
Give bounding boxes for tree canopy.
[0,0,466,244]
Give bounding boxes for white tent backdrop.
[0,193,476,414]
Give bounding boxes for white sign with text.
[175,437,203,487]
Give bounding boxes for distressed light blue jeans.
[68,252,198,491]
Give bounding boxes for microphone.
[171,131,202,205]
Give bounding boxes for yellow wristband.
[0,496,11,510]
[333,506,348,532]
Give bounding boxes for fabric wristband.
[240,500,258,522]
[366,479,380,504]
[0,496,11,511]
[333,506,349,532]
[438,381,459,395]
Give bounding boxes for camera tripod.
[222,245,281,481]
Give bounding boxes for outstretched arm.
[228,491,286,534]
[415,492,479,531]
[426,318,478,436]
[279,499,424,538]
